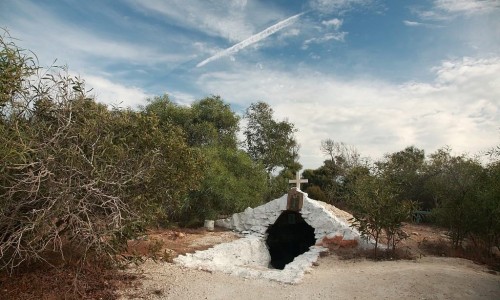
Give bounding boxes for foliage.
[305,185,327,202]
[190,95,240,148]
[144,94,239,148]
[350,175,417,257]
[426,148,496,249]
[264,163,303,201]
[243,101,301,200]
[473,161,500,250]
[304,140,366,206]
[0,34,203,271]
[181,147,268,224]
[376,146,430,206]
[143,94,270,222]
[243,102,299,174]
[0,31,39,113]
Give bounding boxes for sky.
[1,0,499,169]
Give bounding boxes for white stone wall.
[215,190,371,248]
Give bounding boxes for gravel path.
[119,256,500,300]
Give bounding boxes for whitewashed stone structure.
[216,189,370,248]
[174,189,373,284]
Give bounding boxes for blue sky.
[1,0,499,169]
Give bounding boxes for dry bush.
[0,31,203,272]
[0,258,138,300]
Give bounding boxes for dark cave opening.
[265,210,316,270]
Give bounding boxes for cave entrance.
[265,210,316,270]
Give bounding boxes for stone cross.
[289,172,308,190]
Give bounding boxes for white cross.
[289,172,308,190]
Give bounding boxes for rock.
[411,232,419,236]
[174,232,186,239]
[491,246,500,257]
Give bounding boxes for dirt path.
[120,256,500,300]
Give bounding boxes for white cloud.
[302,18,346,49]
[167,90,197,106]
[434,0,500,15]
[281,28,301,38]
[302,32,347,49]
[404,20,423,27]
[197,57,500,169]
[309,0,373,13]
[322,18,343,30]
[417,0,500,20]
[83,74,152,109]
[196,12,304,67]
[5,1,191,68]
[433,57,500,85]
[130,0,282,43]
[403,20,444,28]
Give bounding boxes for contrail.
[197,12,304,68]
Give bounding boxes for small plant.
[147,238,165,261]
[350,175,416,257]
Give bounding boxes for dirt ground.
[2,223,499,299]
[118,224,500,300]
[119,255,500,300]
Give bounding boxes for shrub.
[350,175,416,256]
[0,33,203,271]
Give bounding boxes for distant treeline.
[303,140,499,255]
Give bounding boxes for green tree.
[144,95,239,148]
[0,35,204,270]
[376,146,430,208]
[474,161,500,250]
[350,174,416,257]
[143,95,269,222]
[303,140,365,207]
[190,95,239,148]
[426,148,485,248]
[244,102,299,174]
[181,147,268,225]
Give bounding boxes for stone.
[318,235,359,250]
[174,190,375,284]
[491,246,500,257]
[215,190,372,248]
[287,188,304,211]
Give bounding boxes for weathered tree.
[304,140,363,205]
[320,139,361,170]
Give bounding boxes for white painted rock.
[216,190,371,248]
